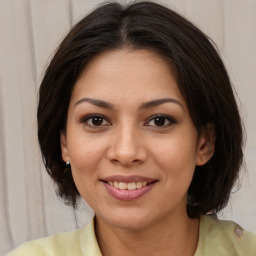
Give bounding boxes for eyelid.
[144,114,177,127]
[80,114,111,128]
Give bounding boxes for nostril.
[106,141,147,166]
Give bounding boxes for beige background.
[0,0,256,255]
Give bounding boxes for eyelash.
[80,114,111,128]
[80,114,177,129]
[144,114,177,128]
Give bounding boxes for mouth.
[104,180,154,191]
[101,175,158,200]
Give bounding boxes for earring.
[66,161,70,166]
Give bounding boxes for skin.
[61,48,214,256]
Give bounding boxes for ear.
[60,131,70,163]
[196,123,215,166]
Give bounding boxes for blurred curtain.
[1,0,256,255]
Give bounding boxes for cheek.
[67,135,108,202]
[67,132,108,178]
[151,133,198,178]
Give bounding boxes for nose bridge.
[108,120,146,165]
[118,122,137,151]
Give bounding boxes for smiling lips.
[102,175,157,200]
[108,181,148,190]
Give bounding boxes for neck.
[95,212,200,256]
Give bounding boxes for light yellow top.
[7,215,256,255]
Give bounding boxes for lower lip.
[102,182,156,201]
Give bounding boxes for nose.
[106,124,147,166]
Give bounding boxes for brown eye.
[145,115,176,127]
[82,115,111,127]
[91,116,104,126]
[153,116,166,126]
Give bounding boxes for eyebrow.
[74,97,183,110]
[74,97,114,109]
[139,98,184,110]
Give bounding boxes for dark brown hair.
[37,1,244,217]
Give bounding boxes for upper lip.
[101,175,157,183]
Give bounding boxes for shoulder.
[6,229,83,256]
[7,218,102,256]
[196,215,256,255]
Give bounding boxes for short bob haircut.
[37,1,244,218]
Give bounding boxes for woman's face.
[61,48,210,229]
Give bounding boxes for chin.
[111,217,151,230]
[99,208,159,231]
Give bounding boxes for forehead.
[70,48,184,106]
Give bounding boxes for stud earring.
[66,161,70,166]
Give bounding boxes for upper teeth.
[108,181,148,190]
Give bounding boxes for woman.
[8,1,256,255]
